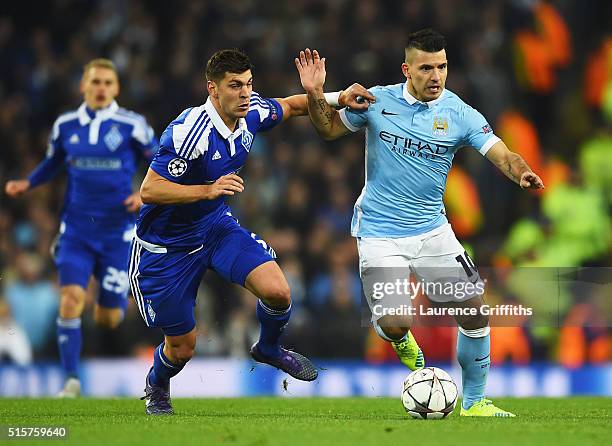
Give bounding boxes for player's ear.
[401,63,410,79]
[207,80,217,98]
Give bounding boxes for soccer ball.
[401,367,458,419]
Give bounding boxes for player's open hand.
[340,83,376,110]
[520,171,545,189]
[206,174,244,199]
[5,179,30,198]
[295,48,326,93]
[124,192,143,212]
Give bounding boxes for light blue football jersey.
[339,83,500,238]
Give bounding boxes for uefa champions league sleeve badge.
[167,158,188,177]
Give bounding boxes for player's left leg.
[94,230,132,329]
[412,224,514,417]
[452,296,514,417]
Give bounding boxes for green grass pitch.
[1,397,609,446]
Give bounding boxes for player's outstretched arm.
[5,179,31,198]
[485,141,545,189]
[5,140,67,198]
[140,168,244,205]
[295,48,374,140]
[275,87,373,122]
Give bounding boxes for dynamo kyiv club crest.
[242,129,254,152]
[104,126,124,151]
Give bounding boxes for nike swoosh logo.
[475,354,490,362]
[381,109,398,115]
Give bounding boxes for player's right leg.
[357,237,425,370]
[129,240,205,415]
[54,232,96,398]
[209,217,317,381]
[92,228,133,329]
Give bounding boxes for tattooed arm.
[486,141,545,189]
[295,48,374,140]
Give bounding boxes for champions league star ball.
[401,367,458,419]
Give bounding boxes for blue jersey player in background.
[296,30,544,417]
[131,49,369,415]
[5,59,157,397]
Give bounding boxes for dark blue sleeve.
[248,92,283,132]
[149,129,193,183]
[28,123,67,187]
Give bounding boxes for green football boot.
[460,399,516,417]
[391,331,425,370]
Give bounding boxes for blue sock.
[256,300,291,358]
[57,317,82,379]
[149,343,184,388]
[457,327,490,410]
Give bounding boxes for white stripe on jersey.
[48,111,80,157]
[113,111,154,145]
[184,117,212,159]
[128,241,148,326]
[249,93,271,122]
[171,106,206,156]
[190,119,214,158]
[51,112,80,141]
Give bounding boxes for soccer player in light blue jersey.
[5,59,157,397]
[131,49,369,415]
[296,29,544,417]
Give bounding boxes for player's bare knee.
[94,313,121,329]
[168,344,194,365]
[378,315,411,341]
[59,291,84,317]
[458,312,489,331]
[261,283,291,310]
[381,325,409,340]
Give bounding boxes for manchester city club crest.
[432,116,449,136]
[241,129,254,152]
[104,125,124,151]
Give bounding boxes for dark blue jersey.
[28,101,157,229]
[136,92,282,249]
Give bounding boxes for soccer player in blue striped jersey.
[5,59,157,397]
[296,30,544,417]
[131,49,369,415]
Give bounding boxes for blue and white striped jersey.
[28,101,157,229]
[339,83,500,238]
[136,93,282,249]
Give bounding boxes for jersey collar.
[204,97,247,140]
[77,101,119,126]
[402,82,446,108]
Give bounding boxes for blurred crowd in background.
[0,0,610,369]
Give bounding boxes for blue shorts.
[54,222,133,310]
[129,214,276,336]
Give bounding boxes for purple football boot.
[250,343,318,381]
[140,368,174,415]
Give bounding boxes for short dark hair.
[405,29,446,54]
[205,49,253,82]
